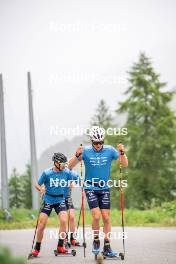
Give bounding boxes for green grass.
[0,206,176,229]
[0,246,26,264]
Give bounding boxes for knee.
[102,215,110,225]
[69,214,74,222]
[93,213,101,222]
[38,220,46,231]
[60,215,67,225]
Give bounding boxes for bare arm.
[68,156,79,169]
[68,145,83,169]
[35,183,46,194]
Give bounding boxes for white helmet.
[89,126,105,142]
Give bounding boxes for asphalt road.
[0,227,176,264]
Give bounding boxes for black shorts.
[85,189,110,210]
[65,197,74,210]
[41,201,67,216]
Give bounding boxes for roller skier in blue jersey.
[31,152,79,257]
[69,126,128,258]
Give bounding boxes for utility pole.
[27,72,39,209]
[0,73,9,209]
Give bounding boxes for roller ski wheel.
[119,252,125,260]
[71,249,76,256]
[28,249,40,259]
[54,249,76,257]
[95,253,104,263]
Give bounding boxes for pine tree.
[9,168,23,208]
[91,99,113,129]
[116,52,176,208]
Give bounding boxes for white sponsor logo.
[50,178,60,187]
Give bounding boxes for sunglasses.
[92,141,104,145]
[56,162,68,167]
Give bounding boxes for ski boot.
[102,241,118,258]
[54,245,76,257]
[70,233,83,247]
[92,237,100,260]
[70,238,81,246]
[28,242,41,259]
[57,246,68,254]
[28,249,40,259]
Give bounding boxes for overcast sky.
[0,0,176,174]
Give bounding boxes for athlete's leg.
[91,207,101,254]
[92,207,101,237]
[69,208,75,232]
[98,189,111,240]
[56,210,68,253]
[85,190,100,237]
[101,209,117,257]
[36,212,49,242]
[32,203,51,256]
[99,190,117,256]
[65,197,78,243]
[58,211,67,239]
[101,209,111,240]
[54,202,68,253]
[69,208,80,245]
[85,189,101,254]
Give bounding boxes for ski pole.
[80,144,86,257]
[28,194,43,259]
[66,191,71,248]
[119,155,125,257]
[75,200,82,245]
[76,167,83,232]
[76,205,82,231]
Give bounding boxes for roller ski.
[102,241,124,260]
[28,249,40,259]
[54,246,76,257]
[92,238,101,260]
[102,250,124,260]
[28,241,41,259]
